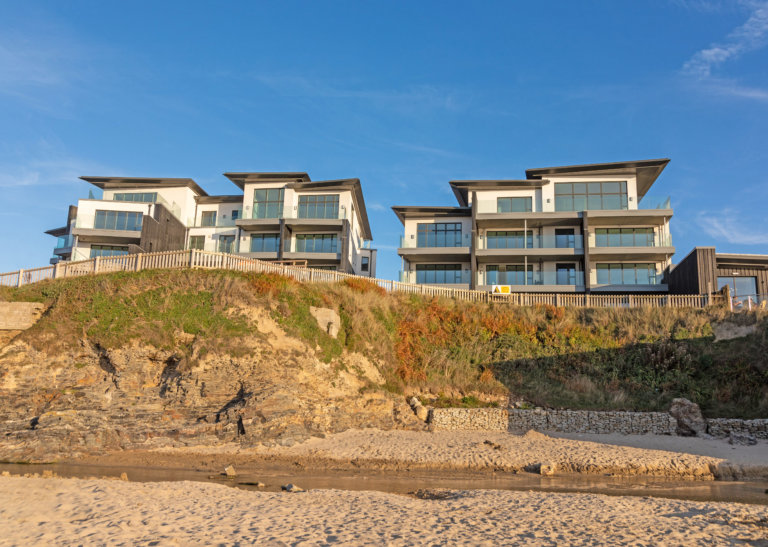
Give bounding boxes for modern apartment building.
[46,172,377,277]
[393,159,674,293]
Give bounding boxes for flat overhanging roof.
[716,253,768,268]
[45,226,69,237]
[391,205,471,224]
[195,194,243,204]
[223,172,311,190]
[80,176,208,196]
[449,179,549,207]
[525,158,670,199]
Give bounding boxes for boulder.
[539,463,557,476]
[224,465,237,478]
[309,307,340,338]
[281,483,304,492]
[728,432,758,446]
[669,398,707,437]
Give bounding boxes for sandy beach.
[1,475,766,546]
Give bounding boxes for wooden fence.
[0,249,725,309]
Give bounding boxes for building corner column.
[470,191,478,290]
[582,213,591,294]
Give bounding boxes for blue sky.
[1,0,767,279]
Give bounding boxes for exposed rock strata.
[0,322,421,462]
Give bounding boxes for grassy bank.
[1,268,766,418]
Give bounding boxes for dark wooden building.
[668,246,768,299]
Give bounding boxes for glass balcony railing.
[592,233,673,248]
[244,205,349,221]
[399,233,472,249]
[399,270,472,284]
[55,234,74,249]
[190,212,242,228]
[477,234,584,250]
[638,195,672,210]
[482,271,585,286]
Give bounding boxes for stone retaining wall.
[707,418,768,439]
[0,302,44,330]
[428,408,508,432]
[507,409,677,435]
[428,408,676,435]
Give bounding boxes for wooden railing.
[0,249,726,309]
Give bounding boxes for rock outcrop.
[0,314,421,462]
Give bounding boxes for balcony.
[189,213,242,228]
[399,270,472,285]
[590,232,674,261]
[398,234,471,261]
[479,270,586,291]
[54,234,74,253]
[475,234,584,262]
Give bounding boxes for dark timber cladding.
[668,247,768,295]
[136,203,186,253]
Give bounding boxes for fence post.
[93,256,100,274]
[189,249,195,268]
[628,294,633,308]
[555,293,560,307]
[17,269,24,288]
[135,253,143,272]
[53,262,61,279]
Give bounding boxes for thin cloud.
[682,2,768,86]
[250,73,462,113]
[0,155,119,188]
[697,209,768,244]
[367,202,388,212]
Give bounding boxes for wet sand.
[1,475,766,546]
[79,429,768,481]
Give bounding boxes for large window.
[200,211,217,227]
[250,234,280,252]
[90,245,129,258]
[717,276,758,304]
[416,264,463,284]
[486,230,533,249]
[556,263,578,285]
[417,223,463,247]
[555,229,576,249]
[94,210,143,231]
[596,263,657,285]
[113,192,157,203]
[595,228,654,247]
[497,197,533,213]
[296,234,338,253]
[486,265,533,285]
[218,235,235,253]
[361,256,370,272]
[555,182,628,211]
[298,194,339,219]
[188,236,205,250]
[253,188,284,219]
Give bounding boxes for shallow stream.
[2,461,767,505]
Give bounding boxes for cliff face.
[0,311,419,462]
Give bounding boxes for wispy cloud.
[681,1,768,100]
[697,208,768,244]
[249,73,463,113]
[367,202,388,212]
[0,146,119,188]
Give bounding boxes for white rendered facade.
[394,159,674,293]
[47,172,376,277]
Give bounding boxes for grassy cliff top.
[1,268,766,418]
